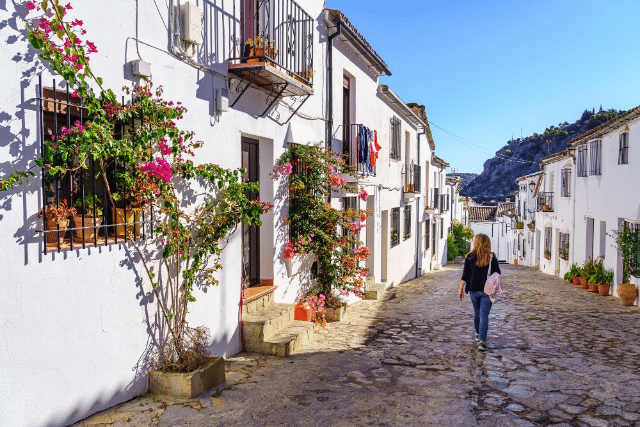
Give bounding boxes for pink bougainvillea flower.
[158,142,172,156]
[359,188,368,202]
[25,1,36,10]
[65,2,72,9]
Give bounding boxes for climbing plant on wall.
[4,0,273,372]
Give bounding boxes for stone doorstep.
[243,303,316,357]
[148,356,225,399]
[262,321,315,357]
[364,282,387,300]
[242,285,277,316]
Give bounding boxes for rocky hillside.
[448,173,478,189]
[460,108,624,204]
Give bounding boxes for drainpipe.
[415,127,425,277]
[325,17,341,150]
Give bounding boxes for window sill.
[43,235,144,252]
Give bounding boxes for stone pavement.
[75,265,640,427]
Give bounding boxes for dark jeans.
[469,291,492,343]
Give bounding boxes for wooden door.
[242,137,260,288]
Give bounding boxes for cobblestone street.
[78,264,640,427]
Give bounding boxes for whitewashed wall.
[571,117,640,303]
[536,156,575,278]
[0,0,327,425]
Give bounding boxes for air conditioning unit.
[180,1,202,46]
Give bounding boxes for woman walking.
[458,234,500,351]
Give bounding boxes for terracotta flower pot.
[580,278,589,289]
[73,215,103,242]
[598,284,610,296]
[45,218,69,243]
[617,283,638,306]
[588,282,599,292]
[112,207,141,238]
[248,47,264,63]
[572,275,581,285]
[294,303,312,322]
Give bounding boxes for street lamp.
[529,181,536,192]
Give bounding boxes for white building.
[0,2,455,425]
[513,172,543,267]
[535,150,576,278]
[567,106,640,302]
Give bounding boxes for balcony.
[426,189,440,214]
[405,164,421,193]
[339,123,377,178]
[537,192,554,212]
[228,0,314,121]
[439,194,450,212]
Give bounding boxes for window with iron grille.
[544,227,552,259]
[577,145,588,177]
[403,205,411,240]
[389,116,401,160]
[561,168,571,197]
[589,139,602,175]
[425,219,430,251]
[619,132,629,165]
[440,218,444,239]
[558,232,570,260]
[524,202,527,220]
[623,221,640,277]
[37,79,152,253]
[432,188,439,210]
[390,208,400,247]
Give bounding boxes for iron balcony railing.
[405,163,421,193]
[430,188,440,211]
[537,192,554,212]
[230,0,314,85]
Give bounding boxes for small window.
[619,132,629,165]
[559,232,569,260]
[544,227,552,259]
[403,205,411,240]
[561,168,571,197]
[577,145,588,177]
[390,117,401,160]
[390,208,400,247]
[440,218,444,239]
[589,139,602,175]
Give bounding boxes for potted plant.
[569,263,581,285]
[610,224,640,306]
[579,258,595,289]
[38,199,77,243]
[544,249,551,260]
[598,268,614,296]
[543,204,550,211]
[73,194,103,242]
[588,258,604,292]
[515,221,524,229]
[247,36,265,63]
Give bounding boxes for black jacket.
[461,253,501,293]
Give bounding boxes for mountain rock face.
[448,173,478,190]
[460,108,623,204]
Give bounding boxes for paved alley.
[77,265,640,427]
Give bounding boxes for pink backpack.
[484,257,503,301]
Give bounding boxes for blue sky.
[325,0,640,173]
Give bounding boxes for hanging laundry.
[374,130,382,151]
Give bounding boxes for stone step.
[243,303,295,354]
[364,282,387,300]
[262,321,315,357]
[242,286,277,316]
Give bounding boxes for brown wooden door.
[242,137,260,288]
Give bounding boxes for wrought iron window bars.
[37,76,152,254]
